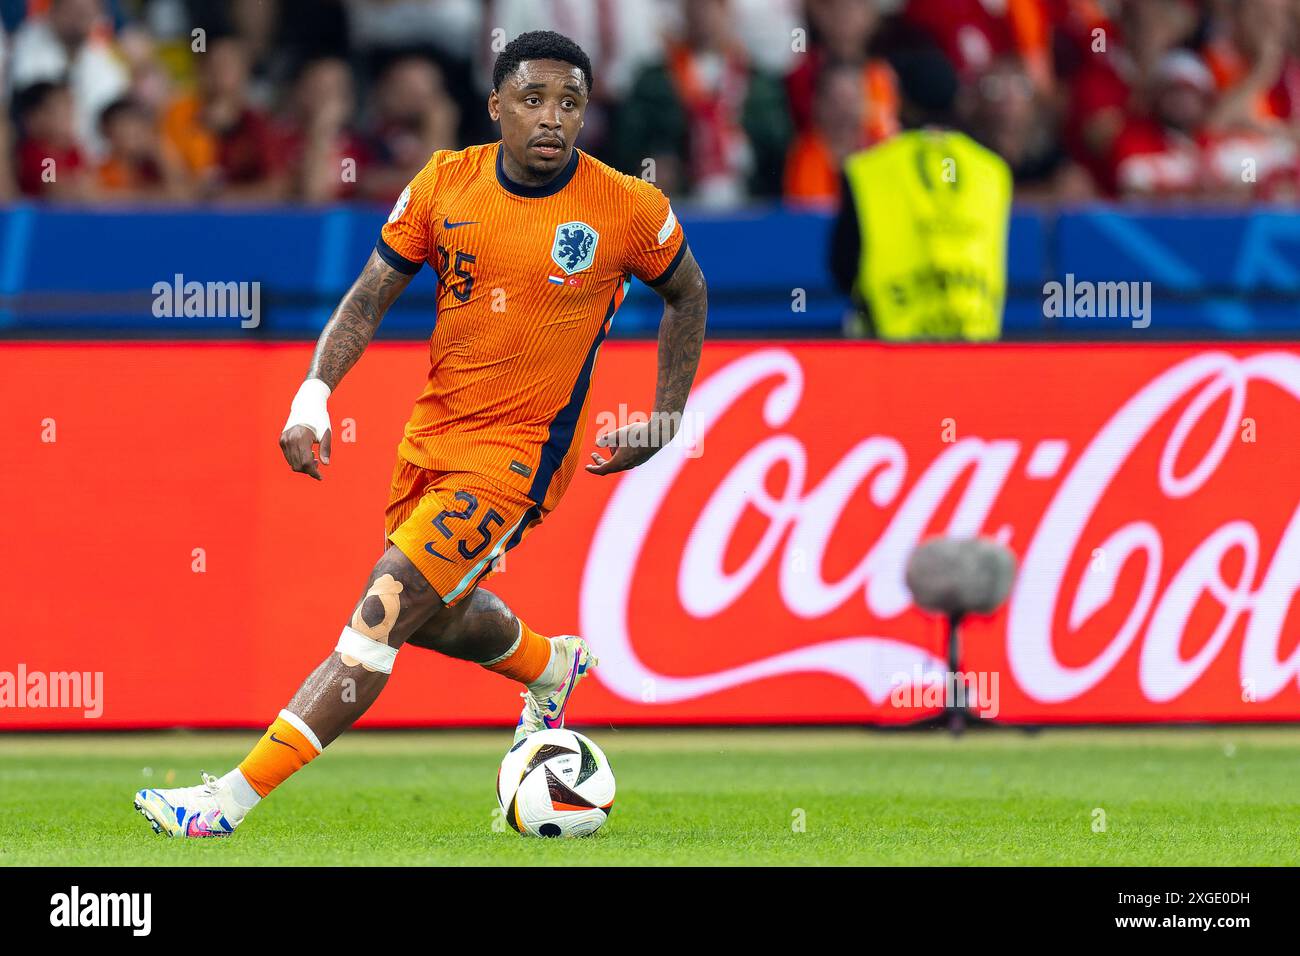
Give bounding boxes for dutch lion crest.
[551,221,599,275]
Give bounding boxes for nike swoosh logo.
[443,218,478,229]
[269,733,299,752]
[542,655,583,728]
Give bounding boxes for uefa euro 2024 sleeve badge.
[551,221,599,275]
[387,185,410,224]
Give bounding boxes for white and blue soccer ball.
[497,729,615,838]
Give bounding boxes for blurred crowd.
[1,0,1300,208]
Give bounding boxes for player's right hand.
[281,378,333,480]
[280,424,331,480]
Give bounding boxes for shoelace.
[518,690,557,715]
[198,771,223,796]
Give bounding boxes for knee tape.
[336,626,399,674]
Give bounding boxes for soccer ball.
[496,729,615,837]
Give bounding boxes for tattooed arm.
[280,251,416,479]
[587,246,708,476]
[308,251,414,388]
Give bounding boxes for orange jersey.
[377,141,686,510]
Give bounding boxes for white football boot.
[514,636,598,746]
[134,772,247,838]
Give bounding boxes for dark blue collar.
[495,142,580,197]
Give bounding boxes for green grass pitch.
[2,727,1298,866]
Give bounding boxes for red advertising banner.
[3,341,1299,728]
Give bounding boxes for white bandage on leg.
[336,625,399,674]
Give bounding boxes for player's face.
[490,60,587,183]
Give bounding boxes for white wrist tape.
[336,626,399,674]
[284,378,332,441]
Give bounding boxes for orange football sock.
[237,712,322,798]
[482,619,552,684]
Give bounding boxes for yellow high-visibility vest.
[844,130,1012,341]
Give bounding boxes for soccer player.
[133,31,707,838]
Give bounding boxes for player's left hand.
[586,421,663,476]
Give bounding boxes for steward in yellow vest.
[829,49,1012,341]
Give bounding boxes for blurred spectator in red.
[784,61,870,206]
[1110,45,1300,204]
[785,0,898,145]
[1202,126,1300,201]
[278,57,374,203]
[904,0,1055,92]
[9,0,129,159]
[358,55,459,203]
[1203,0,1300,135]
[963,56,1094,200]
[95,97,184,201]
[1050,0,1121,71]
[1110,50,1214,200]
[13,81,90,200]
[160,36,285,202]
[1064,0,1200,194]
[1198,0,1300,202]
[614,0,791,206]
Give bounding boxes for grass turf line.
[0,728,1297,866]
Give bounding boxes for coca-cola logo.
[1010,351,1300,704]
[581,347,1300,713]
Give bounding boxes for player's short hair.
[493,30,593,97]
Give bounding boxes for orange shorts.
[385,458,544,606]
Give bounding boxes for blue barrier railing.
[0,203,1297,336]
